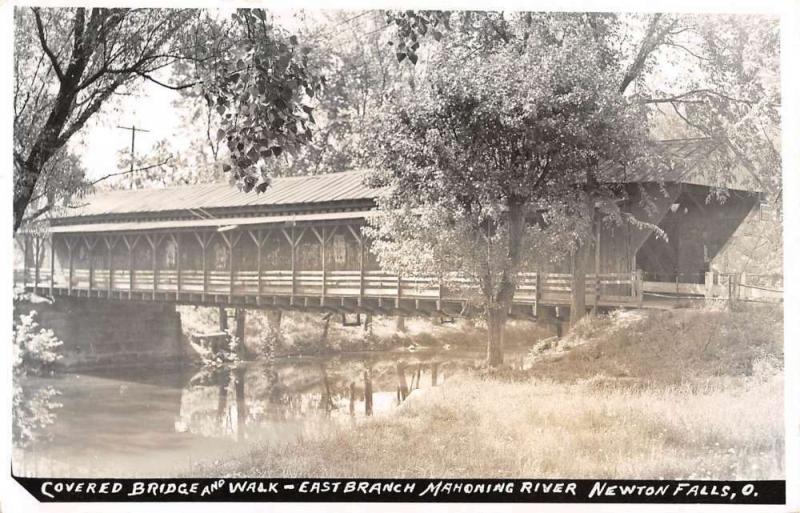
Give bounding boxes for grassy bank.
[191,304,784,479]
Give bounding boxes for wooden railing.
[16,266,782,306]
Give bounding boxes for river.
[12,347,527,478]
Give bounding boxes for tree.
[364,13,653,365]
[244,10,413,178]
[13,7,322,232]
[373,12,781,351]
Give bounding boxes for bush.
[12,310,63,448]
[13,310,62,376]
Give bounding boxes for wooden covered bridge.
[16,139,777,323]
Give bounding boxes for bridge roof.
[51,139,760,230]
[57,169,376,222]
[598,138,764,193]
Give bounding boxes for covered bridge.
[16,138,770,318]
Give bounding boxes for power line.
[117,124,151,176]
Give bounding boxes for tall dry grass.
[193,369,782,479]
[188,304,784,479]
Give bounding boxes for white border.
[1,1,797,512]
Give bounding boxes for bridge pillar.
[536,304,563,338]
[15,297,184,369]
[234,308,246,359]
[218,306,228,332]
[395,314,406,332]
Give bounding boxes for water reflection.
[13,350,479,478]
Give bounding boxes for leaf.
[397,52,407,63]
[289,35,299,46]
[216,128,226,142]
[255,180,270,193]
[408,51,418,65]
[272,147,283,157]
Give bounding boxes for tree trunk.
[570,241,590,327]
[486,304,508,366]
[481,200,525,367]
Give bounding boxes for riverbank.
[189,304,784,479]
[178,305,553,357]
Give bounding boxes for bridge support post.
[396,314,406,332]
[219,306,228,332]
[234,308,246,359]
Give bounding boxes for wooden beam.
[594,219,601,309]
[219,231,242,301]
[170,233,181,299]
[194,231,212,301]
[123,235,139,298]
[33,236,41,293]
[49,235,55,297]
[144,234,163,299]
[396,274,402,308]
[65,237,75,295]
[346,224,362,243]
[281,227,303,300]
[22,236,29,289]
[104,235,119,294]
[311,227,327,300]
[248,229,269,305]
[82,235,98,295]
[359,235,365,305]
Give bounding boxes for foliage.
[12,311,63,448]
[201,329,243,368]
[364,13,655,364]
[13,310,63,376]
[198,9,323,192]
[638,15,781,202]
[13,7,195,230]
[13,7,322,230]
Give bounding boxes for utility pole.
[117,124,150,176]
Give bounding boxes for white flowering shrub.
[13,310,63,448]
[13,310,62,376]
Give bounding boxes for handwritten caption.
[38,479,768,502]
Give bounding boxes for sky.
[69,79,186,182]
[68,8,311,183]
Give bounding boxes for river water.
[13,347,525,477]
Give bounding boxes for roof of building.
[50,210,376,234]
[53,139,761,227]
[599,138,764,192]
[56,169,376,221]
